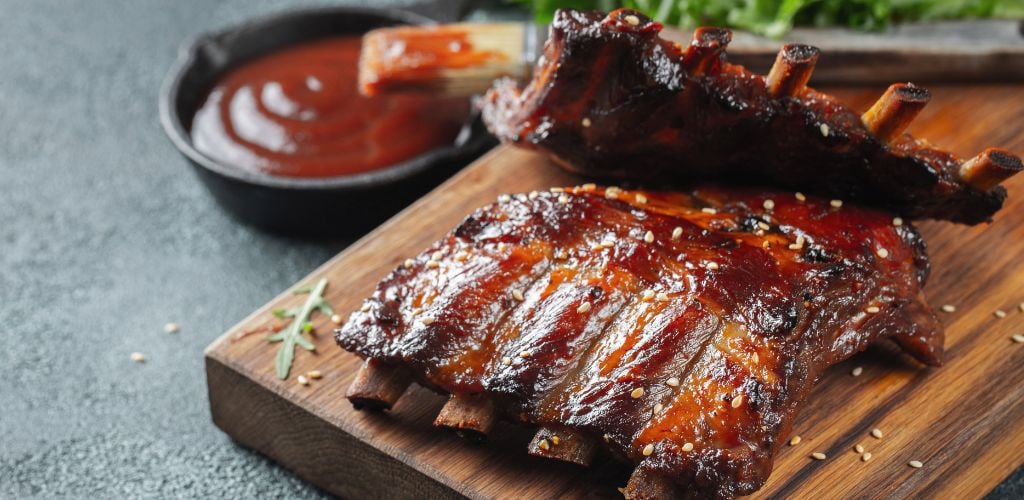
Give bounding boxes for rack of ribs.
[335,184,941,498]
[479,8,1022,225]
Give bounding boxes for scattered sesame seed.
[502,357,512,365]
[512,290,525,301]
[811,452,827,460]
[550,187,565,193]
[636,194,648,204]
[552,435,561,445]
[865,306,880,314]
[702,207,717,214]
[577,302,592,313]
[672,227,683,239]
[763,241,771,249]
[666,377,680,387]
[455,251,470,261]
[852,366,864,377]
[789,436,801,446]
[538,439,551,451]
[420,316,435,325]
[653,403,664,415]
[404,259,414,269]
[854,444,865,454]
[861,452,873,462]
[757,221,770,231]
[497,242,507,252]
[558,194,570,204]
[789,235,806,251]
[359,303,371,312]
[1012,334,1024,344]
[830,199,843,209]
[431,251,443,261]
[656,291,670,302]
[644,230,655,243]
[795,192,806,202]
[333,314,346,324]
[706,261,720,270]
[625,14,641,26]
[641,290,656,301]
[995,309,1007,318]
[297,375,310,386]
[603,433,611,442]
[820,123,830,136]
[941,304,956,313]
[682,442,694,452]
[307,370,323,379]
[893,217,904,227]
[516,194,528,202]
[528,191,539,200]
[876,248,889,258]
[164,323,179,333]
[520,350,531,358]
[731,395,745,408]
[631,387,645,399]
[426,260,440,269]
[498,194,511,203]
[582,183,597,191]
[605,187,621,199]
[909,460,923,468]
[130,352,146,363]
[871,428,883,439]
[581,117,592,127]
[763,199,775,210]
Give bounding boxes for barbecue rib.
[479,8,1022,225]
[336,185,941,498]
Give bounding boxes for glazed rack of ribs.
[336,184,942,498]
[479,8,1022,225]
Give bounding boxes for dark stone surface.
[0,1,1019,498]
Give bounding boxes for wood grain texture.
[205,85,1024,499]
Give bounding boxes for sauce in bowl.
[190,36,470,178]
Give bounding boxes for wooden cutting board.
[204,85,1024,499]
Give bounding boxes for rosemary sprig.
[267,277,333,380]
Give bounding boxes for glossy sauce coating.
[336,185,941,497]
[191,36,469,178]
[480,9,1006,224]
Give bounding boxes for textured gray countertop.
[0,1,1020,498]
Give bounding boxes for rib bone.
[527,427,600,466]
[861,83,930,143]
[346,358,412,411]
[765,44,820,98]
[622,466,679,499]
[959,148,1024,191]
[433,393,498,441]
[685,27,731,75]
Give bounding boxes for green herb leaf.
[268,277,329,379]
[272,308,299,319]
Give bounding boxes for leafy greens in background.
[518,0,1024,37]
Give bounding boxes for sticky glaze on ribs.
[479,8,1022,225]
[336,185,941,498]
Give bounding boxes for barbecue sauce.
[190,36,469,178]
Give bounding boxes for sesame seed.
[852,366,864,377]
[603,434,611,442]
[763,199,775,210]
[909,460,923,468]
[641,290,656,301]
[455,251,469,261]
[701,207,717,214]
[789,436,801,446]
[307,370,323,379]
[164,323,179,333]
[431,251,443,261]
[516,194,528,202]
[559,194,570,204]
[653,403,664,415]
[333,314,346,324]
[552,435,560,445]
[404,259,414,269]
[995,309,1007,318]
[538,439,550,451]
[512,290,525,301]
[636,194,648,204]
[865,306,880,314]
[656,292,670,302]
[854,444,864,453]
[871,428,883,439]
[625,14,641,26]
[820,123,830,136]
[420,316,435,325]
[497,242,507,252]
[893,217,904,226]
[502,357,512,365]
[529,191,539,200]
[830,199,843,209]
[426,260,440,269]
[577,302,592,313]
[941,304,956,313]
[731,395,744,408]
[862,452,873,462]
[581,117,592,127]
[130,352,146,363]
[359,303,371,312]
[555,249,568,260]
[297,375,310,386]
[706,261,719,270]
[811,452,827,460]
[631,387,645,399]
[795,192,806,202]
[581,183,596,191]
[666,377,680,387]
[1012,334,1024,344]
[789,235,805,250]
[672,227,683,239]
[644,230,655,243]
[757,221,770,231]
[876,248,889,259]
[498,194,511,203]
[682,442,694,452]
[550,187,565,193]
[520,351,531,358]
[763,241,771,249]
[642,443,655,456]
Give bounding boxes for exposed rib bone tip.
[346,359,412,411]
[861,83,930,143]
[686,27,732,74]
[527,427,600,466]
[434,393,498,442]
[765,44,820,98]
[622,467,679,499]
[959,148,1024,191]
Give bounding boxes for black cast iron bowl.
[159,6,495,236]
